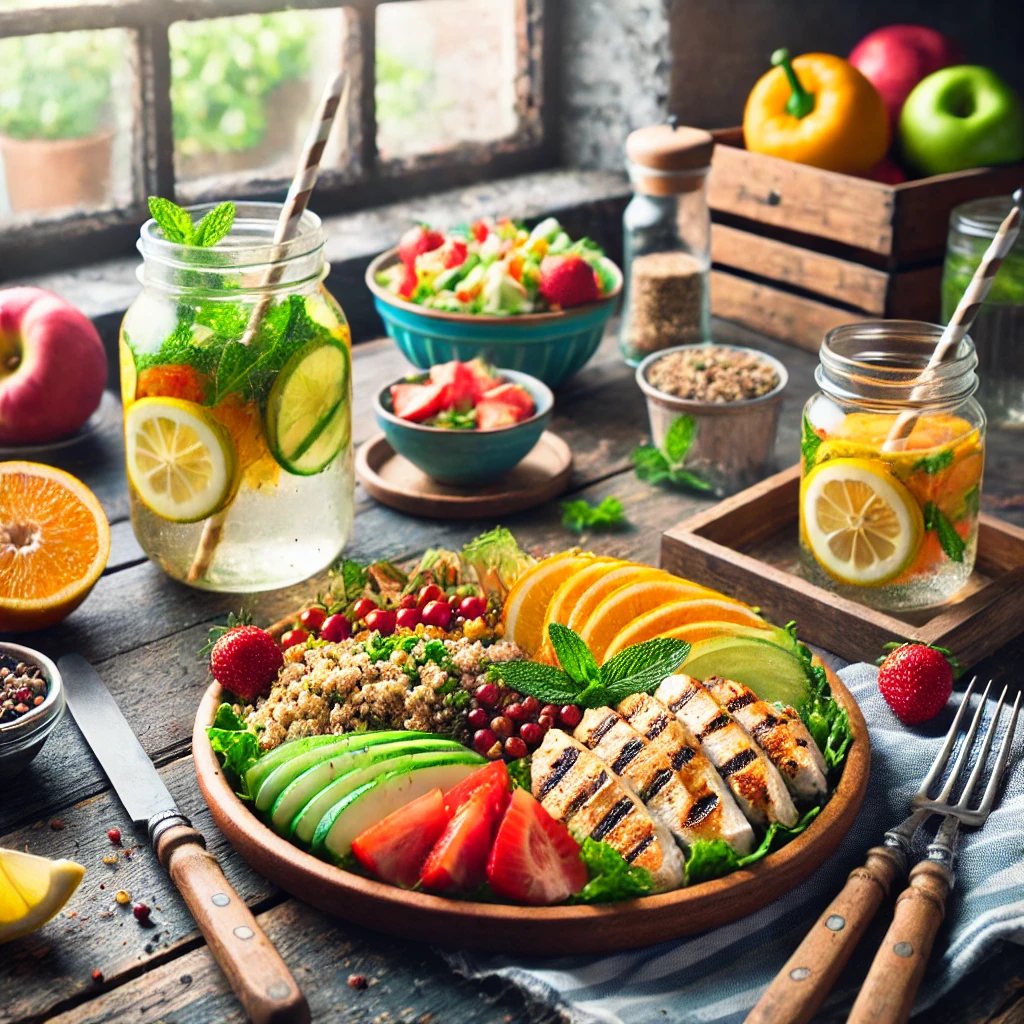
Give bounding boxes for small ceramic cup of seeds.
[0,642,65,778]
[636,343,788,497]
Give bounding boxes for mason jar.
[942,195,1024,428]
[619,123,714,366]
[121,202,354,591]
[800,321,984,612]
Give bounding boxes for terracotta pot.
[0,131,114,214]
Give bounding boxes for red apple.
[0,287,108,444]
[849,25,962,130]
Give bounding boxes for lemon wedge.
[0,848,85,943]
[125,396,237,523]
[802,457,923,586]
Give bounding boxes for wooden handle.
[846,860,952,1024]
[157,825,310,1024]
[745,846,905,1024]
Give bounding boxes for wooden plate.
[356,431,573,519]
[192,665,870,955]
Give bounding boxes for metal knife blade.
[59,653,180,829]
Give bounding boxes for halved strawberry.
[398,225,444,269]
[481,383,535,421]
[471,220,489,243]
[351,788,448,888]
[390,381,446,422]
[465,357,499,395]
[486,788,587,905]
[442,239,468,268]
[397,263,418,298]
[443,760,509,818]
[429,360,480,410]
[475,399,520,431]
[420,787,503,893]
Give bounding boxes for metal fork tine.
[937,679,992,802]
[977,690,1023,819]
[957,685,1007,810]
[918,676,978,798]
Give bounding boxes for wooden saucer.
[356,431,573,519]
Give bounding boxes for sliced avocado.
[311,753,483,862]
[280,740,468,843]
[682,636,813,708]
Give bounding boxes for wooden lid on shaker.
[626,121,715,195]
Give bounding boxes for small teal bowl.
[366,248,622,388]
[374,368,554,485]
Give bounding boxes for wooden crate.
[707,128,1024,351]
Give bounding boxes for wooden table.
[3,321,1023,1024]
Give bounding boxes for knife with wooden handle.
[59,653,309,1024]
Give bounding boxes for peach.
[0,287,107,444]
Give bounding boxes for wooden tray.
[662,463,1024,668]
[356,431,572,519]
[192,667,869,956]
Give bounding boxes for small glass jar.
[942,195,1024,428]
[800,321,985,613]
[121,202,354,591]
[619,122,714,366]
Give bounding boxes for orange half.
[0,462,110,631]
[603,611,773,662]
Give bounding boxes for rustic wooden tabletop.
[3,321,1022,1024]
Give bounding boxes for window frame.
[0,0,559,278]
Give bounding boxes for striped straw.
[883,187,1023,452]
[186,70,349,585]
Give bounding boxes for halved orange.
[501,553,598,654]
[602,605,771,661]
[564,565,674,635]
[0,462,110,631]
[535,559,622,663]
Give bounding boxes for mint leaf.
[561,497,628,533]
[148,196,194,244]
[602,639,691,702]
[912,448,954,475]
[632,444,671,483]
[962,484,980,519]
[192,201,236,247]
[576,681,613,709]
[548,623,602,686]
[924,501,966,563]
[664,415,697,464]
[493,660,579,705]
[567,838,653,903]
[669,468,713,492]
[801,413,822,468]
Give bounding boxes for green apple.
[900,65,1024,175]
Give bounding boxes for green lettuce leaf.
[568,838,654,904]
[206,703,260,794]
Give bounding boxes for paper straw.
[186,70,349,585]
[883,187,1023,453]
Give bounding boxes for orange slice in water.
[0,462,110,631]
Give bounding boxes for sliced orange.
[610,620,786,656]
[535,559,622,663]
[501,553,598,654]
[600,601,769,662]
[564,565,672,635]
[0,462,110,631]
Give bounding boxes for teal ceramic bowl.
[374,368,554,485]
[366,248,622,388]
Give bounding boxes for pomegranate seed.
[298,607,326,632]
[538,713,556,731]
[559,705,582,729]
[351,597,378,622]
[490,715,513,740]
[458,595,486,619]
[399,594,418,609]
[15,687,31,702]
[467,708,489,730]
[364,609,397,635]
[541,704,559,720]
[320,614,351,643]
[506,702,528,722]
[504,737,528,760]
[132,903,151,923]
[520,722,543,747]
[475,683,499,707]
[420,601,452,629]
[280,628,309,650]
[395,607,421,630]
[107,828,122,846]
[521,696,540,716]
[472,728,498,756]
[416,584,444,608]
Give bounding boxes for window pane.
[376,0,520,159]
[170,10,356,193]
[0,27,136,222]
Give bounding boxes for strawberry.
[877,643,956,725]
[429,360,480,410]
[486,788,587,905]
[465,357,499,395]
[420,787,503,893]
[442,239,468,269]
[481,383,535,421]
[209,625,283,703]
[397,263,418,298]
[475,398,519,430]
[443,760,509,818]
[390,381,446,422]
[539,254,599,308]
[398,225,444,269]
[470,220,489,243]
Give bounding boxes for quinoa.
[646,345,779,402]
[241,633,525,751]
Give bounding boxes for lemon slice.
[265,338,351,476]
[0,848,85,944]
[125,397,237,523]
[119,332,137,407]
[802,457,923,586]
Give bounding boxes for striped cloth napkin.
[442,662,1024,1023]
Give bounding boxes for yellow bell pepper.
[743,49,890,174]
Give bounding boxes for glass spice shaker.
[620,120,714,366]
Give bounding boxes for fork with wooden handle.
[745,677,1009,1024]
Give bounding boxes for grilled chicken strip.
[531,729,684,892]
[575,706,755,855]
[655,674,798,828]
[705,676,828,803]
[617,693,755,855]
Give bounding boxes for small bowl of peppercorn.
[636,343,788,497]
[0,642,65,778]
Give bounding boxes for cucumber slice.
[248,731,432,811]
[266,337,351,476]
[311,753,483,862]
[682,636,813,708]
[279,739,467,843]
